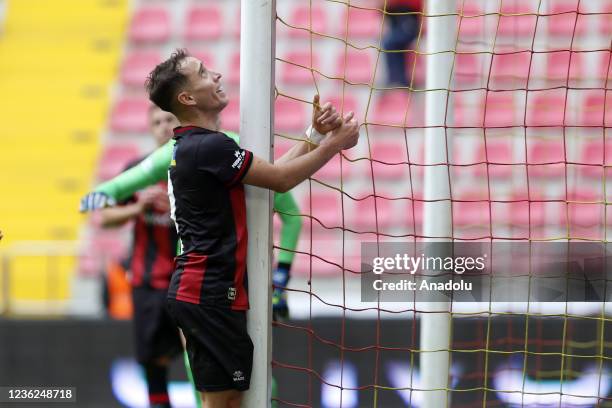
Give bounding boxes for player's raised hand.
[324,111,359,151]
[79,191,117,212]
[312,94,342,135]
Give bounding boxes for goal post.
[420,0,457,407]
[240,0,275,406]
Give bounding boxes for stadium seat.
[527,139,565,178]
[457,3,484,37]
[579,91,612,128]
[184,5,223,41]
[280,51,320,85]
[560,189,603,228]
[601,4,612,35]
[289,4,327,38]
[452,192,491,227]
[405,197,424,229]
[371,140,409,180]
[120,50,161,87]
[110,97,150,133]
[490,51,531,86]
[274,97,308,132]
[498,2,538,38]
[505,191,547,227]
[372,91,420,127]
[597,51,612,82]
[341,7,381,38]
[227,52,240,84]
[128,6,171,43]
[302,191,344,228]
[314,153,353,181]
[97,144,141,181]
[580,140,612,178]
[335,50,373,84]
[454,52,482,85]
[220,96,239,132]
[546,51,584,83]
[548,1,587,37]
[525,91,567,127]
[478,92,516,128]
[351,196,395,231]
[474,139,514,179]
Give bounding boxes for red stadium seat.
[498,2,538,38]
[479,92,516,128]
[454,52,482,85]
[372,91,420,127]
[120,50,161,87]
[474,139,514,179]
[351,196,395,231]
[220,96,239,132]
[371,140,409,180]
[128,7,171,43]
[457,3,484,37]
[560,189,603,228]
[505,191,547,227]
[597,51,612,82]
[302,191,344,228]
[341,7,382,38]
[184,5,223,41]
[580,140,612,178]
[274,97,308,132]
[452,192,491,227]
[548,1,587,37]
[110,97,150,133]
[546,51,584,82]
[289,4,327,38]
[527,139,565,178]
[579,91,612,128]
[280,51,320,85]
[601,4,612,35]
[97,144,141,181]
[526,91,567,127]
[314,153,354,181]
[490,51,531,86]
[335,50,373,84]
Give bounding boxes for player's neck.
[178,110,221,132]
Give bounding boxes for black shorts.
[132,287,183,364]
[166,298,253,392]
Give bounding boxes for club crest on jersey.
[227,287,237,300]
[232,150,245,169]
[171,145,177,166]
[233,370,245,382]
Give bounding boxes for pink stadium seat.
[406,197,424,228]
[504,191,547,227]
[97,144,141,181]
[314,153,353,181]
[110,97,150,133]
[548,1,587,37]
[457,3,484,37]
[352,196,395,230]
[341,7,381,38]
[120,51,161,87]
[336,50,373,84]
[372,91,420,127]
[601,5,612,35]
[498,2,538,38]
[289,5,327,38]
[453,192,491,227]
[227,53,240,84]
[527,139,565,178]
[479,92,516,128]
[579,91,612,128]
[280,51,320,84]
[274,97,307,132]
[184,5,223,41]
[454,52,482,85]
[560,189,603,228]
[371,140,408,179]
[597,51,612,82]
[128,6,171,43]
[526,91,567,127]
[490,51,531,86]
[474,140,514,179]
[302,191,344,228]
[580,140,612,178]
[546,51,584,82]
[220,96,239,132]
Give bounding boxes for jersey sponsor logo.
[232,150,246,170]
[232,370,245,382]
[227,287,237,300]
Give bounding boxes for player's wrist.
[305,125,326,145]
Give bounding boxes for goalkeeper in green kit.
[81,128,302,406]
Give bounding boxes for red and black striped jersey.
[121,158,178,290]
[167,127,253,310]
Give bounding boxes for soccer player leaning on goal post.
[148,49,358,408]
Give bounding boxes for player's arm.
[79,140,174,212]
[243,111,359,193]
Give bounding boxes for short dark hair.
[145,49,190,114]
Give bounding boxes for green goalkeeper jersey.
[95,131,302,264]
